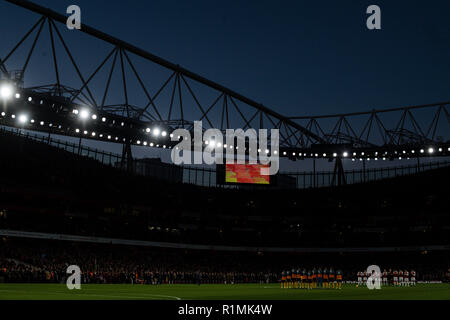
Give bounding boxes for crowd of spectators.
[0,238,448,284]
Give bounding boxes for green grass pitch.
[0,283,449,300]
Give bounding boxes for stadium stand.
[0,129,449,284]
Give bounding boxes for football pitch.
[0,283,449,300]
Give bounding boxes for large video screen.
[225,163,270,185]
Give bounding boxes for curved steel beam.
[4,0,326,144]
[290,101,450,119]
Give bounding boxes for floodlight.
[79,109,90,120]
[153,128,161,136]
[0,84,13,100]
[18,114,28,124]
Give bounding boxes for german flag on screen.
[225,163,270,185]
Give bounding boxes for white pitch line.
[0,289,181,300]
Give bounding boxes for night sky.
[1,0,449,170]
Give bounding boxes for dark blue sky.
[2,0,450,115]
[1,0,449,170]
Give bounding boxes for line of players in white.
[357,269,417,287]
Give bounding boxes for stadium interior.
[0,128,449,284]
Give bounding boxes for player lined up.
[356,269,416,287]
[281,268,343,289]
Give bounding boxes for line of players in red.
[357,269,417,287]
[281,268,343,289]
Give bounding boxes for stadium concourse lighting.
[0,84,13,100]
[15,93,20,99]
[343,152,348,157]
[428,147,434,154]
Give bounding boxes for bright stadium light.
[0,84,13,100]
[15,93,20,99]
[428,147,434,154]
[79,109,90,120]
[146,128,151,133]
[343,152,348,157]
[91,114,97,120]
[28,97,32,102]
[18,114,28,124]
[102,117,106,122]
[153,128,161,137]
[1,112,5,116]
[162,131,167,137]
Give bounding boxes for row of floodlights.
[283,148,448,158]
[0,83,172,141]
[1,107,448,158]
[72,108,169,138]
